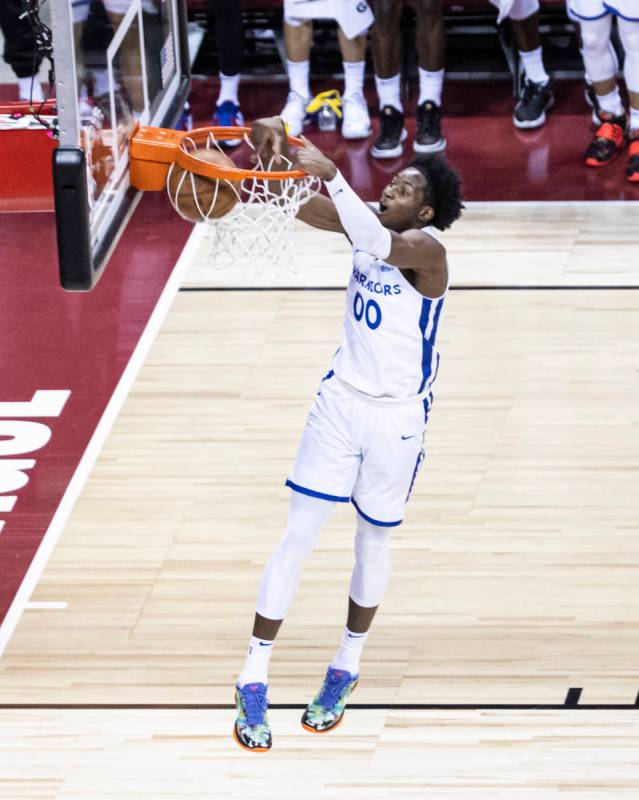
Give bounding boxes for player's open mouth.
[379,201,388,213]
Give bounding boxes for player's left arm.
[295,137,445,275]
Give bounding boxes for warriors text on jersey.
[331,227,446,407]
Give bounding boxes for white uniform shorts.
[286,371,429,527]
[567,0,639,20]
[284,0,374,38]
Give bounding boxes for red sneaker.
[626,133,639,183]
[584,113,626,167]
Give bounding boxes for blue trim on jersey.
[406,450,425,502]
[321,369,334,382]
[418,299,432,394]
[352,498,403,527]
[428,298,444,346]
[418,297,444,394]
[285,479,350,503]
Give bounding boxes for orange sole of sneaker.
[232,725,271,752]
[585,148,622,168]
[301,714,344,734]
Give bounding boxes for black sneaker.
[513,77,554,129]
[370,105,407,159]
[414,101,446,153]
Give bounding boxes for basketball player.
[280,0,374,139]
[491,0,554,128]
[370,0,552,160]
[567,0,639,182]
[370,0,448,157]
[232,116,464,751]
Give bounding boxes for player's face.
[378,168,433,232]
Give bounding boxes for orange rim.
[129,124,309,190]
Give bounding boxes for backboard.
[51,0,189,290]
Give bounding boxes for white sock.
[519,46,549,84]
[287,59,310,100]
[374,73,403,112]
[343,59,365,100]
[217,71,240,106]
[630,106,639,132]
[418,67,444,106]
[597,87,624,117]
[18,76,44,102]
[330,627,369,676]
[237,635,274,687]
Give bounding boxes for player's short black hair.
[409,155,464,231]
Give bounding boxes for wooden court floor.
[1,204,638,796]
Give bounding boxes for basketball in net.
[129,124,321,274]
[167,148,241,222]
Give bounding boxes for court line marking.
[24,602,68,610]
[1,704,638,711]
[179,285,639,292]
[0,224,205,659]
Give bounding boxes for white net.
[166,131,320,277]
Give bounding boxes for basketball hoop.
[130,125,321,276]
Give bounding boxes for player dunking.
[233,117,464,751]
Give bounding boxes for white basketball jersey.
[332,227,446,405]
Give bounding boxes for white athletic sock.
[330,627,369,676]
[597,87,624,117]
[629,106,639,132]
[519,46,549,84]
[418,67,444,106]
[374,73,403,112]
[18,76,44,102]
[237,635,274,687]
[343,59,365,100]
[287,59,310,100]
[217,71,240,106]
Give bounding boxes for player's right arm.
[250,117,346,234]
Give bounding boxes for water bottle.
[318,101,337,132]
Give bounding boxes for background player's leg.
[509,1,553,129]
[280,19,313,135]
[577,14,626,169]
[370,0,407,157]
[337,27,372,139]
[209,0,244,143]
[618,16,639,181]
[414,0,447,153]
[236,491,336,688]
[0,0,44,101]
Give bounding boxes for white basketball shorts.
[284,0,374,38]
[567,0,639,20]
[286,371,429,527]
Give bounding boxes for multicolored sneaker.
[301,667,358,734]
[212,100,244,147]
[626,131,639,183]
[233,682,272,752]
[585,112,626,168]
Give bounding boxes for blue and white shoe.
[301,666,358,733]
[233,682,272,752]
[212,100,244,147]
